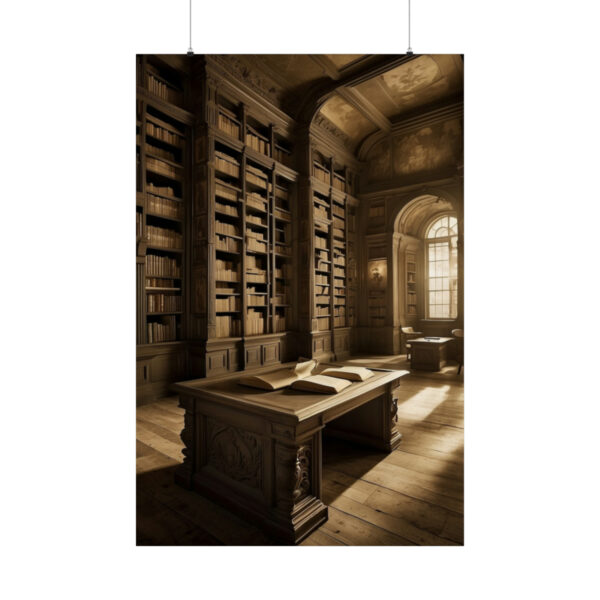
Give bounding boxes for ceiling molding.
[335,87,392,134]
[308,55,341,80]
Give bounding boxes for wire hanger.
[187,0,194,55]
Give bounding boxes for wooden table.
[410,337,453,371]
[172,362,408,544]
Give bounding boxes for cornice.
[205,56,297,133]
[358,176,462,202]
[308,119,363,170]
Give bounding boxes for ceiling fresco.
[352,55,463,119]
[318,94,378,146]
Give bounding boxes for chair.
[401,326,423,360]
[451,329,464,374]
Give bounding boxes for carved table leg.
[272,432,328,544]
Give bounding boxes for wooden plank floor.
[136,356,463,546]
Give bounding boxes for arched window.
[426,214,458,319]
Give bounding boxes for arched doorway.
[392,193,463,353]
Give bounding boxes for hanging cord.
[407,0,413,55]
[187,0,194,55]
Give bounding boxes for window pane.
[442,291,449,304]
[435,227,449,238]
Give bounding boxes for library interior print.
[136,53,464,546]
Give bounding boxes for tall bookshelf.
[305,152,357,359]
[405,251,418,317]
[188,79,297,377]
[136,55,193,403]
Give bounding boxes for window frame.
[424,213,458,320]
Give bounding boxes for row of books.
[315,285,328,295]
[147,316,177,343]
[146,182,178,199]
[247,214,266,227]
[314,205,328,221]
[315,274,329,285]
[146,277,178,288]
[333,174,346,192]
[274,145,291,166]
[313,163,330,184]
[333,316,346,328]
[216,315,242,338]
[247,271,267,283]
[146,121,183,147]
[247,237,267,253]
[246,130,270,156]
[147,73,183,106]
[136,212,143,238]
[274,314,287,332]
[246,310,266,335]
[333,227,345,240]
[218,111,241,139]
[316,295,330,305]
[272,294,289,305]
[333,267,345,278]
[246,192,268,212]
[275,205,290,220]
[248,295,266,307]
[246,254,264,270]
[215,201,239,217]
[148,193,183,219]
[216,235,241,253]
[145,143,177,164]
[146,254,180,277]
[215,182,238,202]
[332,204,345,218]
[215,296,240,312]
[215,221,240,237]
[334,255,345,266]
[147,225,182,249]
[316,305,330,316]
[215,151,240,178]
[317,317,330,331]
[333,217,345,230]
[315,261,330,273]
[147,157,180,180]
[275,185,289,202]
[334,306,346,317]
[246,165,269,190]
[215,259,239,282]
[315,235,328,250]
[147,293,182,313]
[275,243,291,256]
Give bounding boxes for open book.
[238,359,317,391]
[320,366,374,382]
[290,375,352,394]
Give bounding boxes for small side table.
[409,337,453,371]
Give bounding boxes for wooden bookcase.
[136,55,193,403]
[406,251,418,316]
[188,79,297,378]
[305,152,357,359]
